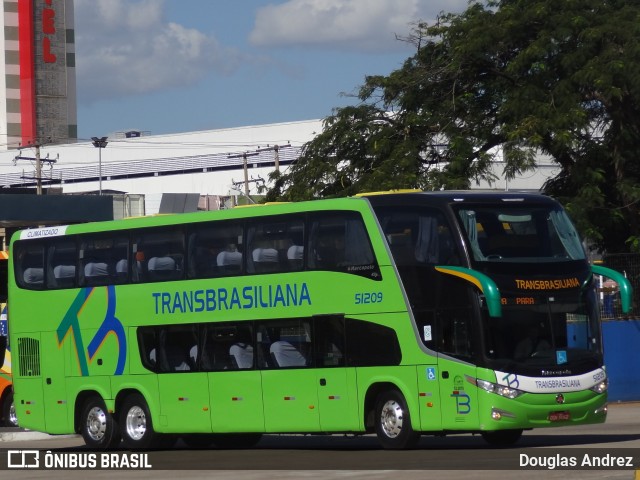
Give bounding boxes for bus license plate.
[548,411,571,422]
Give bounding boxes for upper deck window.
[307,212,380,279]
[456,205,585,262]
[376,207,460,266]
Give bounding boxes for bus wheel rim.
[86,406,107,441]
[380,399,403,438]
[8,402,17,427]
[125,405,147,440]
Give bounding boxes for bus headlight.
[590,379,608,394]
[475,378,524,399]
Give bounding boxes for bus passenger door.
[436,305,479,430]
[437,357,478,430]
[314,316,359,431]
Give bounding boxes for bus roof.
[363,190,559,208]
[10,196,370,242]
[10,190,560,243]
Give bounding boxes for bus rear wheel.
[80,396,120,449]
[481,429,523,447]
[119,393,173,449]
[374,390,420,449]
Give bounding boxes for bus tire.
[374,389,420,449]
[2,390,18,427]
[80,396,120,449]
[481,429,523,447]
[120,393,163,449]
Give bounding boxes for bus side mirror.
[591,265,633,314]
[0,336,6,369]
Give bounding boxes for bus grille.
[17,337,41,377]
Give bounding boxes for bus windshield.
[373,197,604,377]
[455,205,586,263]
[482,289,602,376]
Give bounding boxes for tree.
[266,0,640,253]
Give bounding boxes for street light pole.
[91,136,108,195]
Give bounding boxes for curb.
[0,429,78,442]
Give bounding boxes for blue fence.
[603,320,640,402]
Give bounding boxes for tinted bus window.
[257,319,311,368]
[46,239,77,289]
[377,207,460,266]
[308,212,379,279]
[201,323,254,371]
[247,217,305,274]
[15,242,45,290]
[80,235,129,286]
[345,319,401,366]
[139,324,198,373]
[188,221,243,278]
[133,228,185,283]
[314,316,345,367]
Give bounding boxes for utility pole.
[14,141,57,195]
[256,143,291,174]
[228,151,258,200]
[243,153,249,198]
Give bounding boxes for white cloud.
[74,0,247,103]
[249,0,468,51]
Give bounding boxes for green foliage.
[267,0,640,253]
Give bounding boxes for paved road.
[1,402,639,479]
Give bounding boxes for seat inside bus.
[23,267,44,286]
[270,340,307,367]
[53,264,76,288]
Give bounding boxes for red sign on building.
[18,0,74,147]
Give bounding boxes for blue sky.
[74,0,468,141]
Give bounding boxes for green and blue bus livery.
[6,191,631,449]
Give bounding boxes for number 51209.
[355,292,383,304]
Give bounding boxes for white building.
[0,119,322,213]
[0,117,557,215]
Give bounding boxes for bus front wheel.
[80,396,120,449]
[374,390,420,449]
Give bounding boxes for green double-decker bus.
[6,191,631,449]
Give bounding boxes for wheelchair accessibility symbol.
[426,367,436,381]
